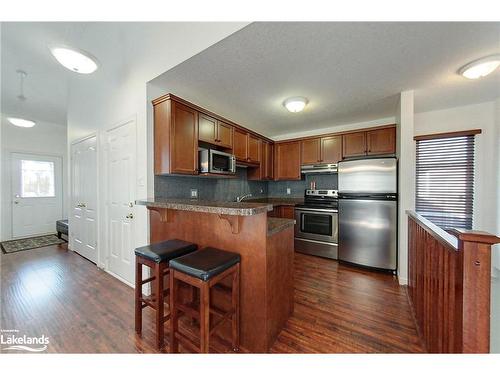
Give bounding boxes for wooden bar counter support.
[148,207,294,353]
[406,210,500,353]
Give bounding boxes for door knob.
[14,201,19,204]
[126,213,134,219]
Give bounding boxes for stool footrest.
[176,302,199,319]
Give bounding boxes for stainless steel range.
[294,189,338,259]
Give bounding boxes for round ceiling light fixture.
[283,96,308,113]
[458,54,500,79]
[49,45,99,74]
[7,117,36,128]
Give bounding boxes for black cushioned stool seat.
[134,239,197,349]
[169,247,241,281]
[134,239,197,263]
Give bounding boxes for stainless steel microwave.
[199,148,236,175]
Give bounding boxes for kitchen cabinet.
[153,98,198,175]
[268,205,295,219]
[320,136,342,163]
[275,141,301,180]
[301,138,321,164]
[248,134,261,163]
[343,127,396,158]
[217,121,233,149]
[342,132,367,158]
[248,140,273,180]
[198,113,233,149]
[367,127,396,155]
[233,128,248,161]
[301,135,342,164]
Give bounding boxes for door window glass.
[20,160,55,197]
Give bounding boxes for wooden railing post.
[448,229,500,353]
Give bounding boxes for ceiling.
[151,22,500,138]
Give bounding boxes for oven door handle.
[295,207,338,213]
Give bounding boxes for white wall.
[66,23,248,275]
[1,117,68,240]
[396,91,415,285]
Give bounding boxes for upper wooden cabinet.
[198,113,233,149]
[248,140,273,180]
[320,136,342,163]
[367,127,396,155]
[217,121,233,149]
[343,127,396,158]
[301,138,321,164]
[248,135,261,163]
[301,135,342,164]
[275,141,301,180]
[343,132,367,158]
[154,98,198,175]
[233,128,248,161]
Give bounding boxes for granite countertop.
[135,198,272,216]
[267,218,296,236]
[247,197,304,206]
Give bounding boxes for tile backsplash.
[155,168,338,201]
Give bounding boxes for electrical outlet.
[260,188,264,194]
[286,188,291,195]
[190,189,198,198]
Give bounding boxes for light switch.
[286,188,291,195]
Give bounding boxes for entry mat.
[1,234,66,254]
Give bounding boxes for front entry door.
[106,119,136,284]
[11,153,63,238]
[70,136,98,263]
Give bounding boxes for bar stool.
[169,247,241,353]
[134,239,197,349]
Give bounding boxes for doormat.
[0,235,66,254]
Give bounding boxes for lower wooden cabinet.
[268,205,295,219]
[275,141,301,180]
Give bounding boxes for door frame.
[70,133,100,267]
[7,150,65,240]
[103,115,137,287]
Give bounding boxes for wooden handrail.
[406,210,500,353]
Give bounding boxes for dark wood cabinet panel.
[154,99,198,175]
[280,206,295,220]
[301,138,321,165]
[367,127,396,155]
[248,135,261,163]
[198,113,217,145]
[233,128,248,161]
[217,121,233,149]
[275,142,301,180]
[264,142,274,180]
[342,132,367,158]
[320,136,342,163]
[170,101,199,174]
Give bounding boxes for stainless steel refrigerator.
[338,157,397,271]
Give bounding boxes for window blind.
[415,134,475,230]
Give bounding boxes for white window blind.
[415,132,477,230]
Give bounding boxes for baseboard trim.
[105,269,134,289]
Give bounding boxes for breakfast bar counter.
[136,198,294,353]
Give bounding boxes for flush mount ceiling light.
[283,97,308,113]
[458,54,500,79]
[7,117,36,128]
[49,45,99,74]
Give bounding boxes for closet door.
[71,136,98,263]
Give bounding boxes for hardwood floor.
[0,244,424,353]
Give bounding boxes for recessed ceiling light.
[283,97,308,113]
[458,54,500,79]
[49,45,99,74]
[7,117,36,128]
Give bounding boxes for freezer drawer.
[338,198,397,270]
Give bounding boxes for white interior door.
[11,153,63,238]
[71,136,98,263]
[106,119,136,284]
